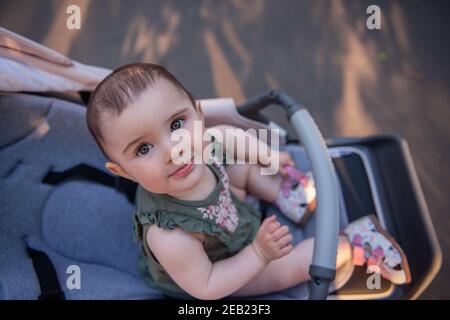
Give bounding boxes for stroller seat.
[0,92,327,300]
[0,91,441,300]
[0,92,163,299]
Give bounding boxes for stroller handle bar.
[238,91,340,300]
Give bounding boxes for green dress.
[133,161,262,299]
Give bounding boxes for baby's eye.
[135,143,152,156]
[170,119,185,132]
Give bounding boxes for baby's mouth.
[169,158,195,178]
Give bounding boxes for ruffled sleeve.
[134,210,233,248]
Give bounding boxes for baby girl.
[86,63,411,299]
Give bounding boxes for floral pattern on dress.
[197,162,239,233]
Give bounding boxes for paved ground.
[1,0,449,299]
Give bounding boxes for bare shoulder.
[207,124,240,134]
[208,124,238,130]
[145,225,205,268]
[207,125,246,147]
[207,125,257,142]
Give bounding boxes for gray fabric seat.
[0,93,161,299]
[0,93,346,300]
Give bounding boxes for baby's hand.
[251,215,293,263]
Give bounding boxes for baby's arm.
[209,125,294,174]
[208,125,278,165]
[146,215,292,300]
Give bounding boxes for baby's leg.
[225,164,283,203]
[230,236,352,297]
[224,165,246,201]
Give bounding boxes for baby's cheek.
[139,172,168,194]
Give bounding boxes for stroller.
[0,27,442,300]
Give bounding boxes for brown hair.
[86,63,196,159]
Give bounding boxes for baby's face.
[103,78,206,196]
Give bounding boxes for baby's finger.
[267,220,281,233]
[271,225,290,240]
[277,233,293,248]
[259,215,277,233]
[261,215,276,227]
[279,244,293,256]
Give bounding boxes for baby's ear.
[105,161,134,181]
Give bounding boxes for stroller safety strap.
[26,247,65,300]
[42,164,137,204]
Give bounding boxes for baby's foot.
[344,215,411,285]
[275,166,316,227]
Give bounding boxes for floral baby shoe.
[344,215,411,285]
[275,165,317,227]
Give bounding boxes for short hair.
[86,63,196,159]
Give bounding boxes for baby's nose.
[162,138,185,164]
